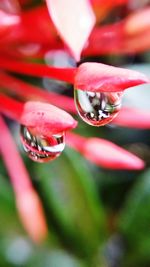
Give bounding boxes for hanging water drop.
[74,89,122,126]
[20,125,65,162]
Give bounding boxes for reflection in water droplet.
[74,89,122,126]
[20,125,65,162]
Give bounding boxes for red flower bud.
[20,101,77,136]
[112,107,150,129]
[0,115,48,242]
[75,62,149,92]
[16,189,48,243]
[82,138,145,170]
[67,132,145,170]
[0,94,77,136]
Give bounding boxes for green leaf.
[0,172,20,234]
[118,169,150,266]
[28,249,86,267]
[33,147,107,258]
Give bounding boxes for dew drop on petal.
[20,125,65,162]
[74,89,123,126]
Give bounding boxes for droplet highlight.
[74,89,122,126]
[20,125,65,162]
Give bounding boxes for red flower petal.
[0,9,20,27]
[83,138,144,170]
[46,0,95,61]
[83,23,124,56]
[21,101,77,136]
[84,7,150,56]
[0,57,76,83]
[125,7,150,36]
[123,29,150,54]
[0,5,58,46]
[75,62,149,92]
[20,5,57,45]
[112,107,150,129]
[92,0,128,6]
[16,189,48,243]
[0,0,20,14]
[67,132,145,170]
[0,93,23,121]
[0,9,20,42]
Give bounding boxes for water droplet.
[20,125,65,163]
[74,89,122,126]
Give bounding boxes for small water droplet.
[20,125,65,162]
[74,89,122,126]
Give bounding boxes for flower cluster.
[0,0,150,243]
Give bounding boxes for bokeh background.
[0,0,150,267]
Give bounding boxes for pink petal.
[66,132,145,170]
[0,0,20,14]
[0,115,48,243]
[75,62,149,92]
[0,93,23,121]
[124,7,150,36]
[91,0,128,6]
[0,94,77,134]
[83,138,144,170]
[0,9,20,27]
[0,9,20,41]
[84,8,150,56]
[112,107,150,129]
[83,23,124,56]
[16,189,48,243]
[46,0,95,61]
[21,101,77,136]
[0,5,58,46]
[1,86,77,134]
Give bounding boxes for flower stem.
[0,93,23,121]
[0,57,77,83]
[0,71,76,113]
[0,115,32,194]
[0,93,77,135]
[0,115,48,242]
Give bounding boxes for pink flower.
[74,62,149,93]
[0,0,150,242]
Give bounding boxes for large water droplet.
[74,89,122,126]
[20,125,65,163]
